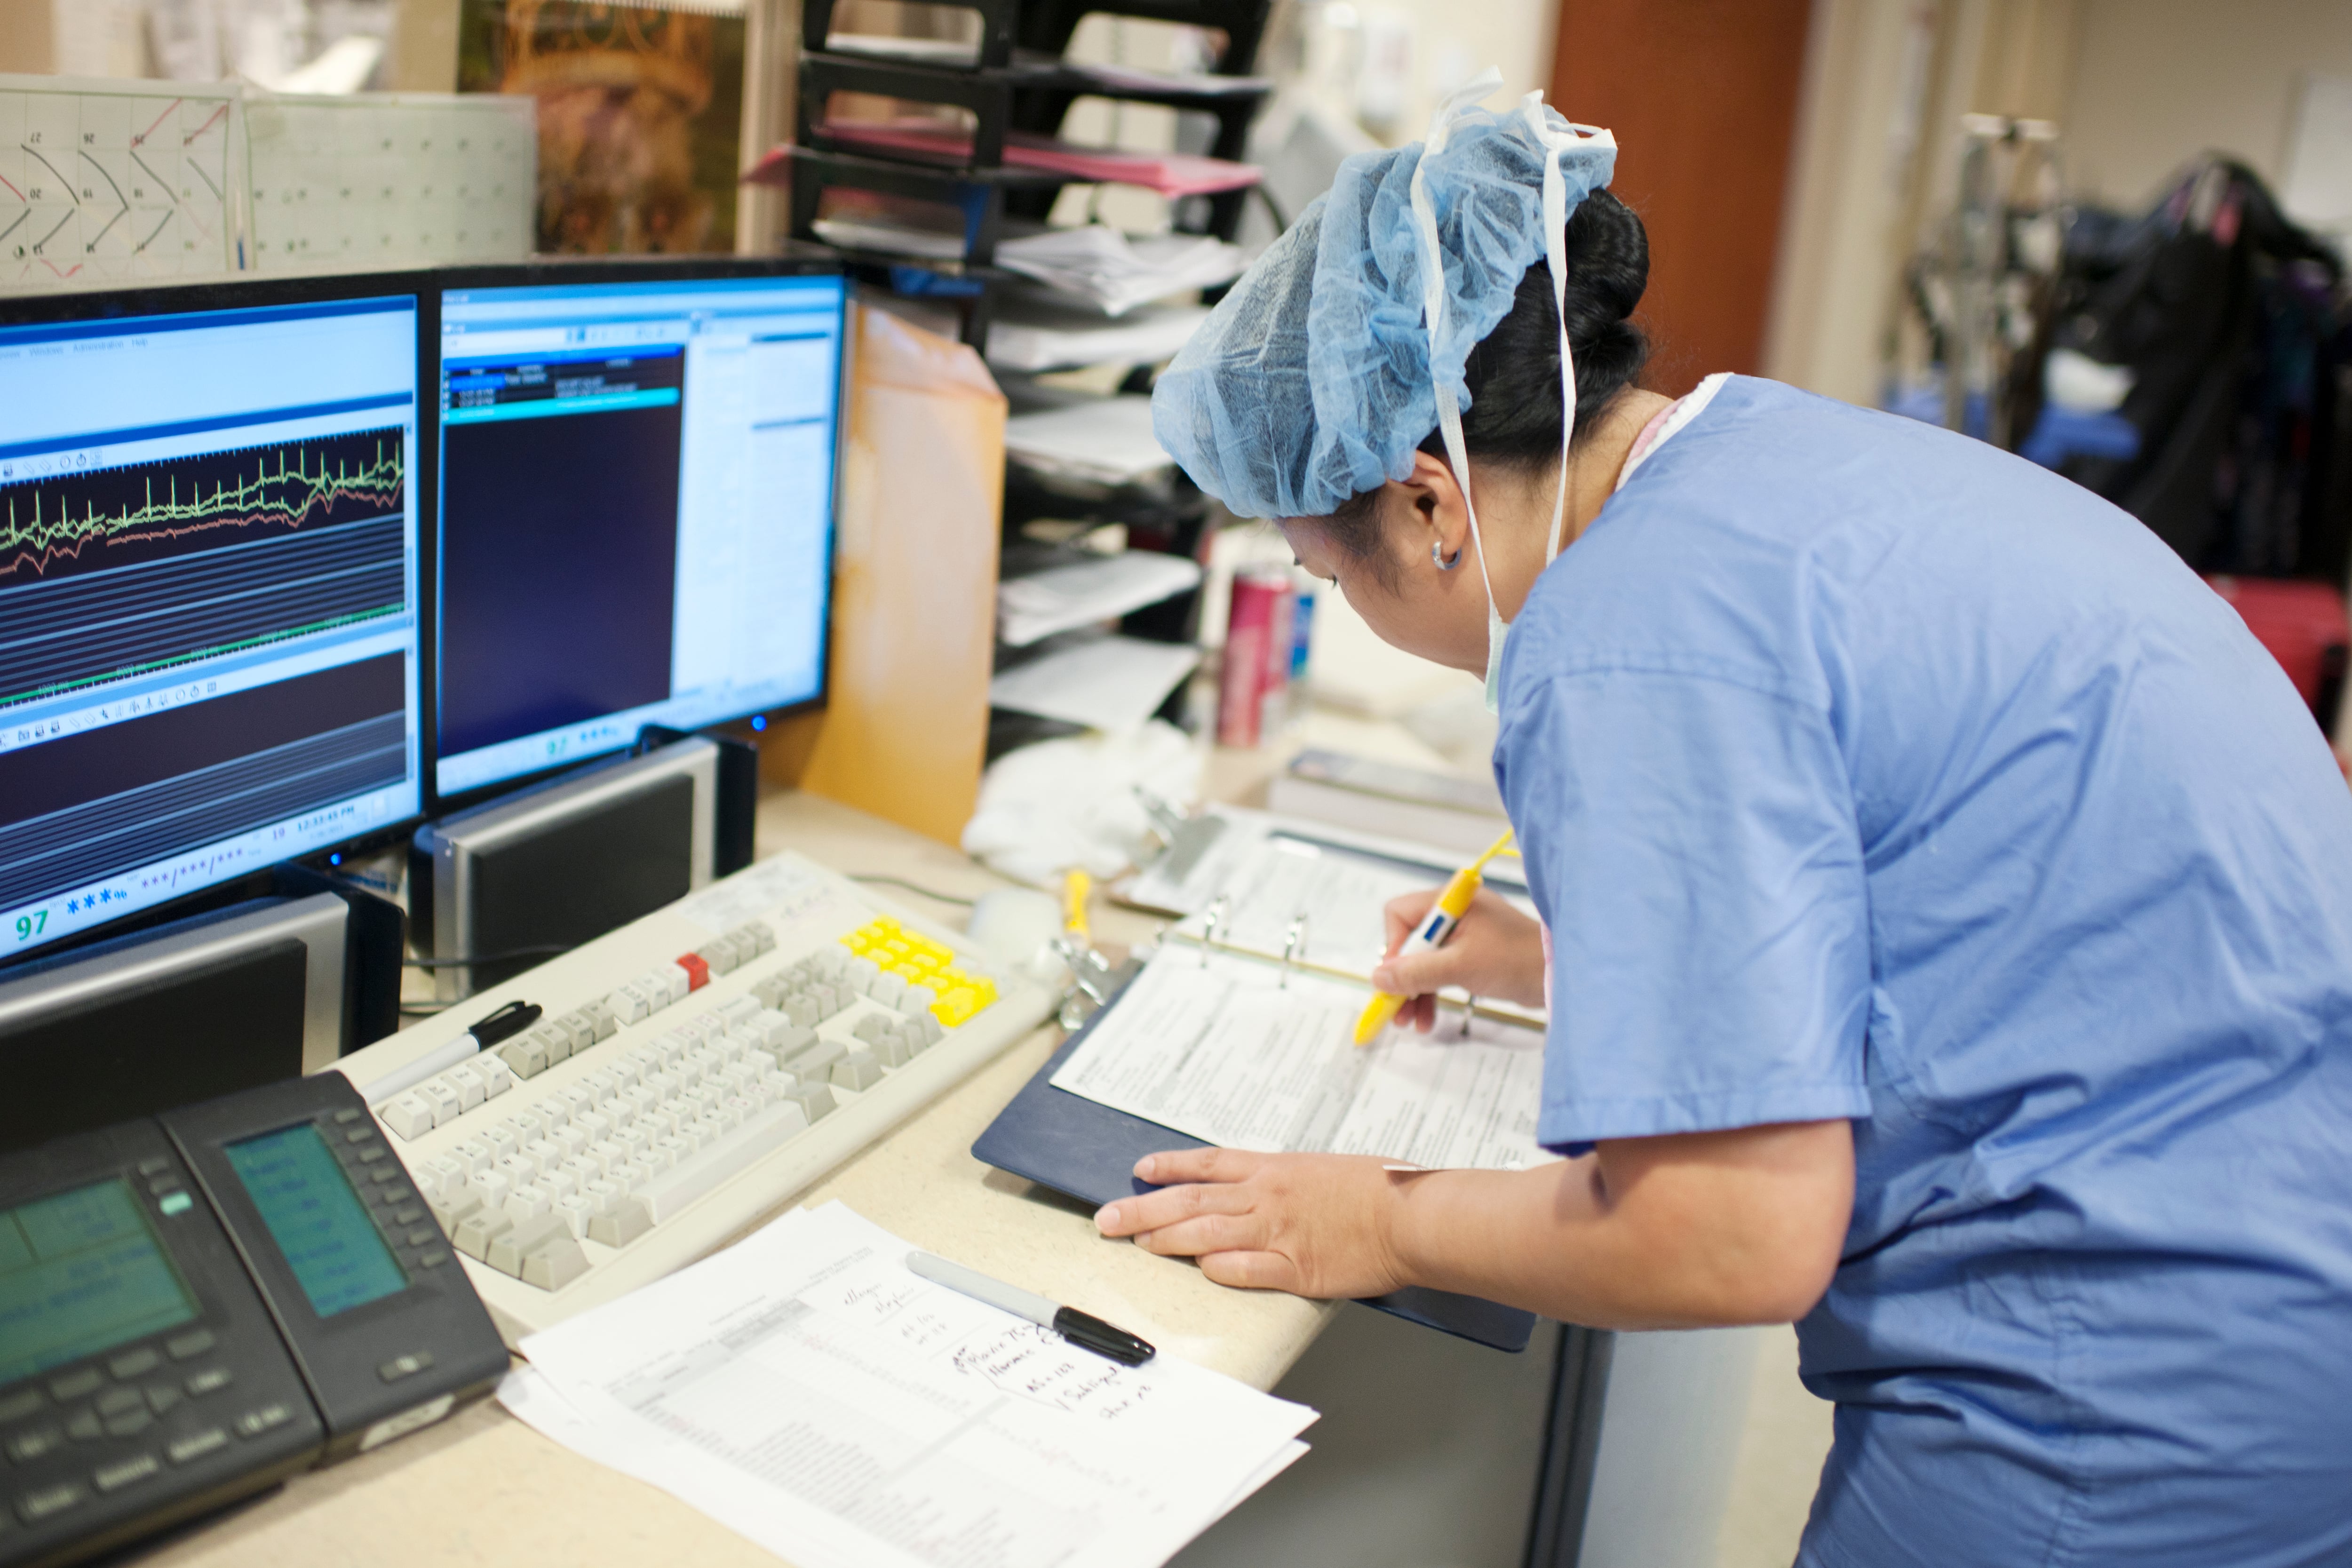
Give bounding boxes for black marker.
[907,1251,1156,1366]
[359,998,542,1104]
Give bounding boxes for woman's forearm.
[1388,1123,1854,1329]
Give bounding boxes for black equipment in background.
[2039,158,2351,579]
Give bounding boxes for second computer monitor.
[432,264,846,801]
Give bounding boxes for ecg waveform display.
[0,428,411,710]
[0,427,405,584]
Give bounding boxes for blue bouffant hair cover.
[1151,88,1616,521]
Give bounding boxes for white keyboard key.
[588,1200,654,1248]
[636,1101,812,1225]
[582,1178,625,1216]
[477,1168,514,1210]
[558,1085,595,1119]
[603,1098,636,1133]
[563,1154,603,1190]
[577,999,619,1041]
[606,984,651,1024]
[650,963,690,1008]
[852,1016,889,1045]
[612,1159,652,1192]
[488,1212,565,1277]
[510,1110,549,1144]
[477,1055,515,1099]
[576,1111,614,1145]
[873,1033,913,1069]
[552,1014,596,1057]
[444,1066,487,1111]
[915,1013,944,1045]
[421,1081,461,1128]
[530,1025,572,1068]
[520,1232,591,1291]
[869,972,908,1008]
[556,1195,593,1238]
[904,986,937,1014]
[636,1141,675,1173]
[381,1094,436,1140]
[722,1093,760,1124]
[522,1138,564,1176]
[411,1165,446,1202]
[831,1052,884,1092]
[483,1124,520,1161]
[618,1125,653,1158]
[588,1139,628,1174]
[505,1186,550,1223]
[554,1125,590,1158]
[792,1041,845,1075]
[540,1167,579,1203]
[427,1154,470,1193]
[450,1138,493,1175]
[716,995,761,1024]
[788,1084,836,1123]
[494,1155,536,1191]
[498,1037,548,1080]
[845,955,880,987]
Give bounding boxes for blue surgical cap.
[1152,81,1616,521]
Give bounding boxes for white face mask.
[1407,82,1611,713]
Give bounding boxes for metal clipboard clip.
[1199,893,1230,967]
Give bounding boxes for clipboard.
[972,972,1539,1353]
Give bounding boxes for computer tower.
[410,733,758,1002]
[0,875,402,1157]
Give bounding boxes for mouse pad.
[972,979,1537,1354]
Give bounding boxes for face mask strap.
[1409,87,1504,621]
[1520,94,1616,568]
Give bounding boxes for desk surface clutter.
[128,790,1335,1568]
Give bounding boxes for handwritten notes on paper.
[504,1202,1315,1568]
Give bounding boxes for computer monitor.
[430,262,846,803]
[0,281,427,964]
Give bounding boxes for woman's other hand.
[1094,1148,1411,1299]
[1374,885,1546,1028]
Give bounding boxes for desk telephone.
[0,1073,508,1568]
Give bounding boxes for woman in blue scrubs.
[1095,82,2352,1566]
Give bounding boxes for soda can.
[1218,567,1294,748]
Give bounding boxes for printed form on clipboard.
[1048,945,1559,1175]
[1117,807,1546,1026]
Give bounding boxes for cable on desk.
[850,874,977,908]
[401,943,574,969]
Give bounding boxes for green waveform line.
[0,604,403,711]
[1,438,405,580]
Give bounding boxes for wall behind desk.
[764,301,1007,847]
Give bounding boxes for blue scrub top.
[1494,376,2352,1568]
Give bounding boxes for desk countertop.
[135,788,1334,1568]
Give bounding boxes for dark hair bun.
[1438,189,1653,464]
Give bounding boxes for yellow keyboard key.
[932,989,978,1028]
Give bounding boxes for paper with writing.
[510,1202,1316,1568]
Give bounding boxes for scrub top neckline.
[1615,371,1732,493]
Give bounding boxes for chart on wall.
[243,92,536,273]
[0,76,239,291]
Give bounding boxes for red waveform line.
[0,470,404,581]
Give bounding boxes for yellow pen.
[1062,867,1092,943]
[1352,828,1517,1046]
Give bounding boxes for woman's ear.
[1401,449,1473,563]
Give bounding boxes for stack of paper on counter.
[1002,396,1175,491]
[501,1202,1315,1568]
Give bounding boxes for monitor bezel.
[422,253,847,816]
[0,270,437,964]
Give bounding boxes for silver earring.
[1432,541,1462,571]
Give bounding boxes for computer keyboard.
[333,851,1054,1345]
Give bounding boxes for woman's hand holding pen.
[1373,886,1548,1030]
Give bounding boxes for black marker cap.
[1053,1307,1155,1367]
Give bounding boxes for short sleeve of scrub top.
[1496,621,1875,1154]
